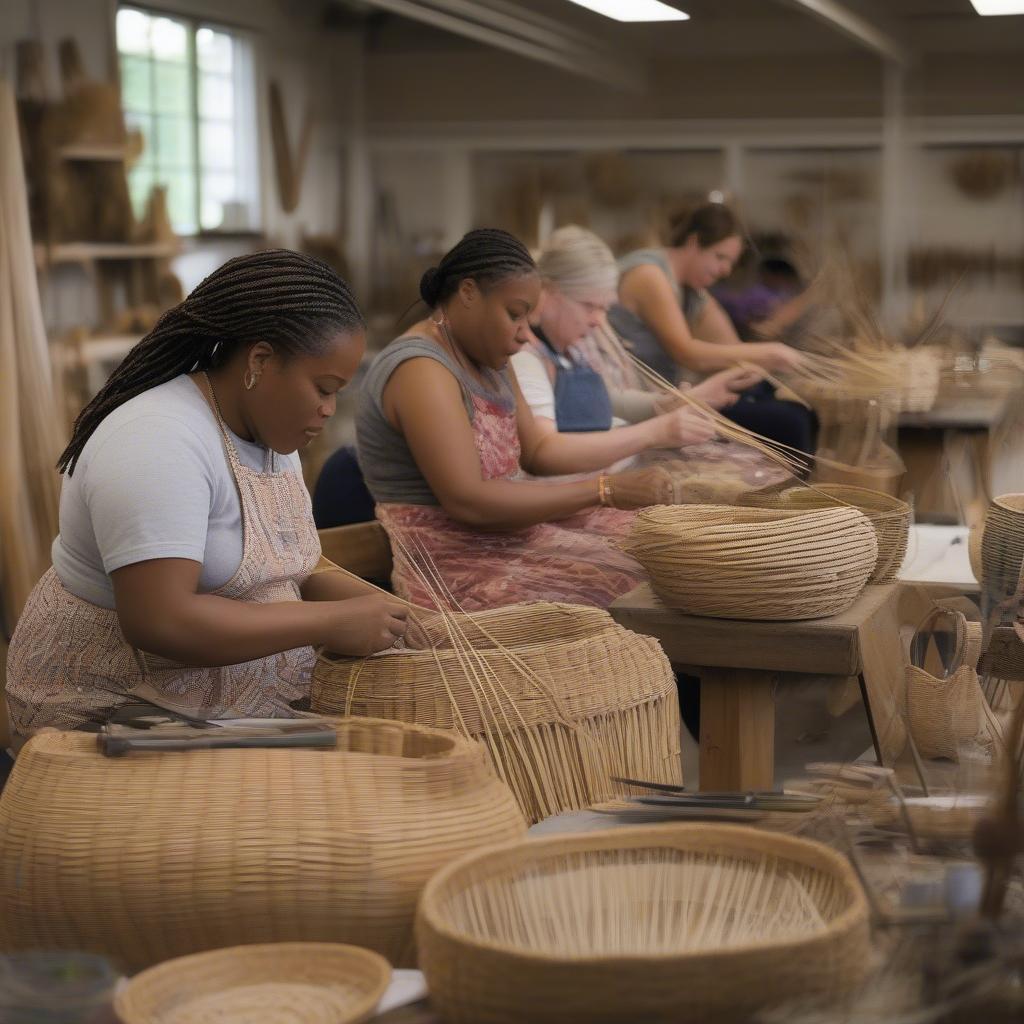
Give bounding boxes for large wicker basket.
[115,943,391,1024]
[0,718,525,971]
[312,603,682,825]
[623,504,878,620]
[979,494,1024,605]
[416,824,871,1024]
[747,483,911,584]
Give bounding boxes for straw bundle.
[416,824,870,1024]
[115,943,390,1024]
[0,719,525,971]
[906,619,985,760]
[979,494,1024,606]
[747,483,911,584]
[313,602,682,825]
[623,504,878,621]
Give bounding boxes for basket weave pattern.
[416,824,871,1024]
[312,603,682,824]
[0,719,525,970]
[623,505,878,620]
[748,483,911,584]
[114,943,391,1024]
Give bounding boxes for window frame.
[116,3,262,238]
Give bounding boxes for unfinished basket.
[0,719,525,971]
[906,618,985,760]
[979,494,1024,606]
[748,483,911,584]
[416,824,871,1024]
[312,602,682,825]
[115,943,391,1024]
[623,505,877,621]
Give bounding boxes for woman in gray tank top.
[610,204,817,456]
[355,229,716,611]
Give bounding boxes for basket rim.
[113,942,392,1024]
[991,493,1024,515]
[417,824,869,966]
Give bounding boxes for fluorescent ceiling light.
[564,1,689,23]
[970,1,1024,13]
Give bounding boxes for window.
[116,6,260,235]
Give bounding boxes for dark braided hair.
[419,228,536,308]
[668,203,741,249]
[58,248,364,475]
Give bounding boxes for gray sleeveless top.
[355,336,515,506]
[607,248,708,385]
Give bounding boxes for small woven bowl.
[114,942,391,1024]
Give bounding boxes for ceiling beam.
[775,0,911,65]
[351,0,648,92]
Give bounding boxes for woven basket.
[747,483,911,584]
[906,618,985,760]
[979,494,1024,605]
[0,718,525,971]
[892,349,942,413]
[812,443,906,497]
[623,505,877,621]
[115,943,391,1024]
[312,603,682,825]
[416,824,871,1024]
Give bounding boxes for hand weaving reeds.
[746,483,911,584]
[115,943,391,1024]
[415,824,871,1024]
[312,533,683,824]
[0,718,525,970]
[623,504,878,621]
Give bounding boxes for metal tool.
[98,720,338,757]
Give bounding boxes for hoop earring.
[243,369,260,391]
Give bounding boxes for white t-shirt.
[52,374,303,610]
[511,349,627,427]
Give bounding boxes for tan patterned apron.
[6,375,321,735]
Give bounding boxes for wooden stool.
[318,521,393,584]
[610,584,906,792]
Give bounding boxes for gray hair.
[536,225,618,303]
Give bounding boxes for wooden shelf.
[34,241,179,268]
[57,142,130,162]
[53,333,142,366]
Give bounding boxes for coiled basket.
[623,505,878,620]
[416,824,871,1024]
[0,718,525,971]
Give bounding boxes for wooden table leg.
[698,668,775,792]
[855,595,908,765]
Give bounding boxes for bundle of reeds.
[416,824,871,1024]
[0,719,525,970]
[623,504,877,621]
[312,537,682,824]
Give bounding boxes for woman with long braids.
[7,249,407,736]
[356,228,715,611]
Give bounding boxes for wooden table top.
[898,391,1015,430]
[609,582,898,676]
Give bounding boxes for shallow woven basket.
[312,602,682,825]
[416,824,871,1024]
[115,943,391,1024]
[0,718,525,971]
[623,505,878,621]
[979,494,1024,605]
[748,483,911,584]
[812,443,906,497]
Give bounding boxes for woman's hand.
[689,366,765,409]
[757,343,803,373]
[605,466,676,509]
[651,405,717,449]
[319,594,409,656]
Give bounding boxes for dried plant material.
[0,720,526,970]
[417,825,871,1024]
[584,151,638,208]
[268,80,313,214]
[115,943,391,1024]
[948,150,1019,201]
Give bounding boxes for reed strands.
[746,483,911,583]
[313,530,682,824]
[0,80,63,625]
[623,504,877,621]
[0,719,525,970]
[114,943,391,1024]
[416,825,871,1024]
